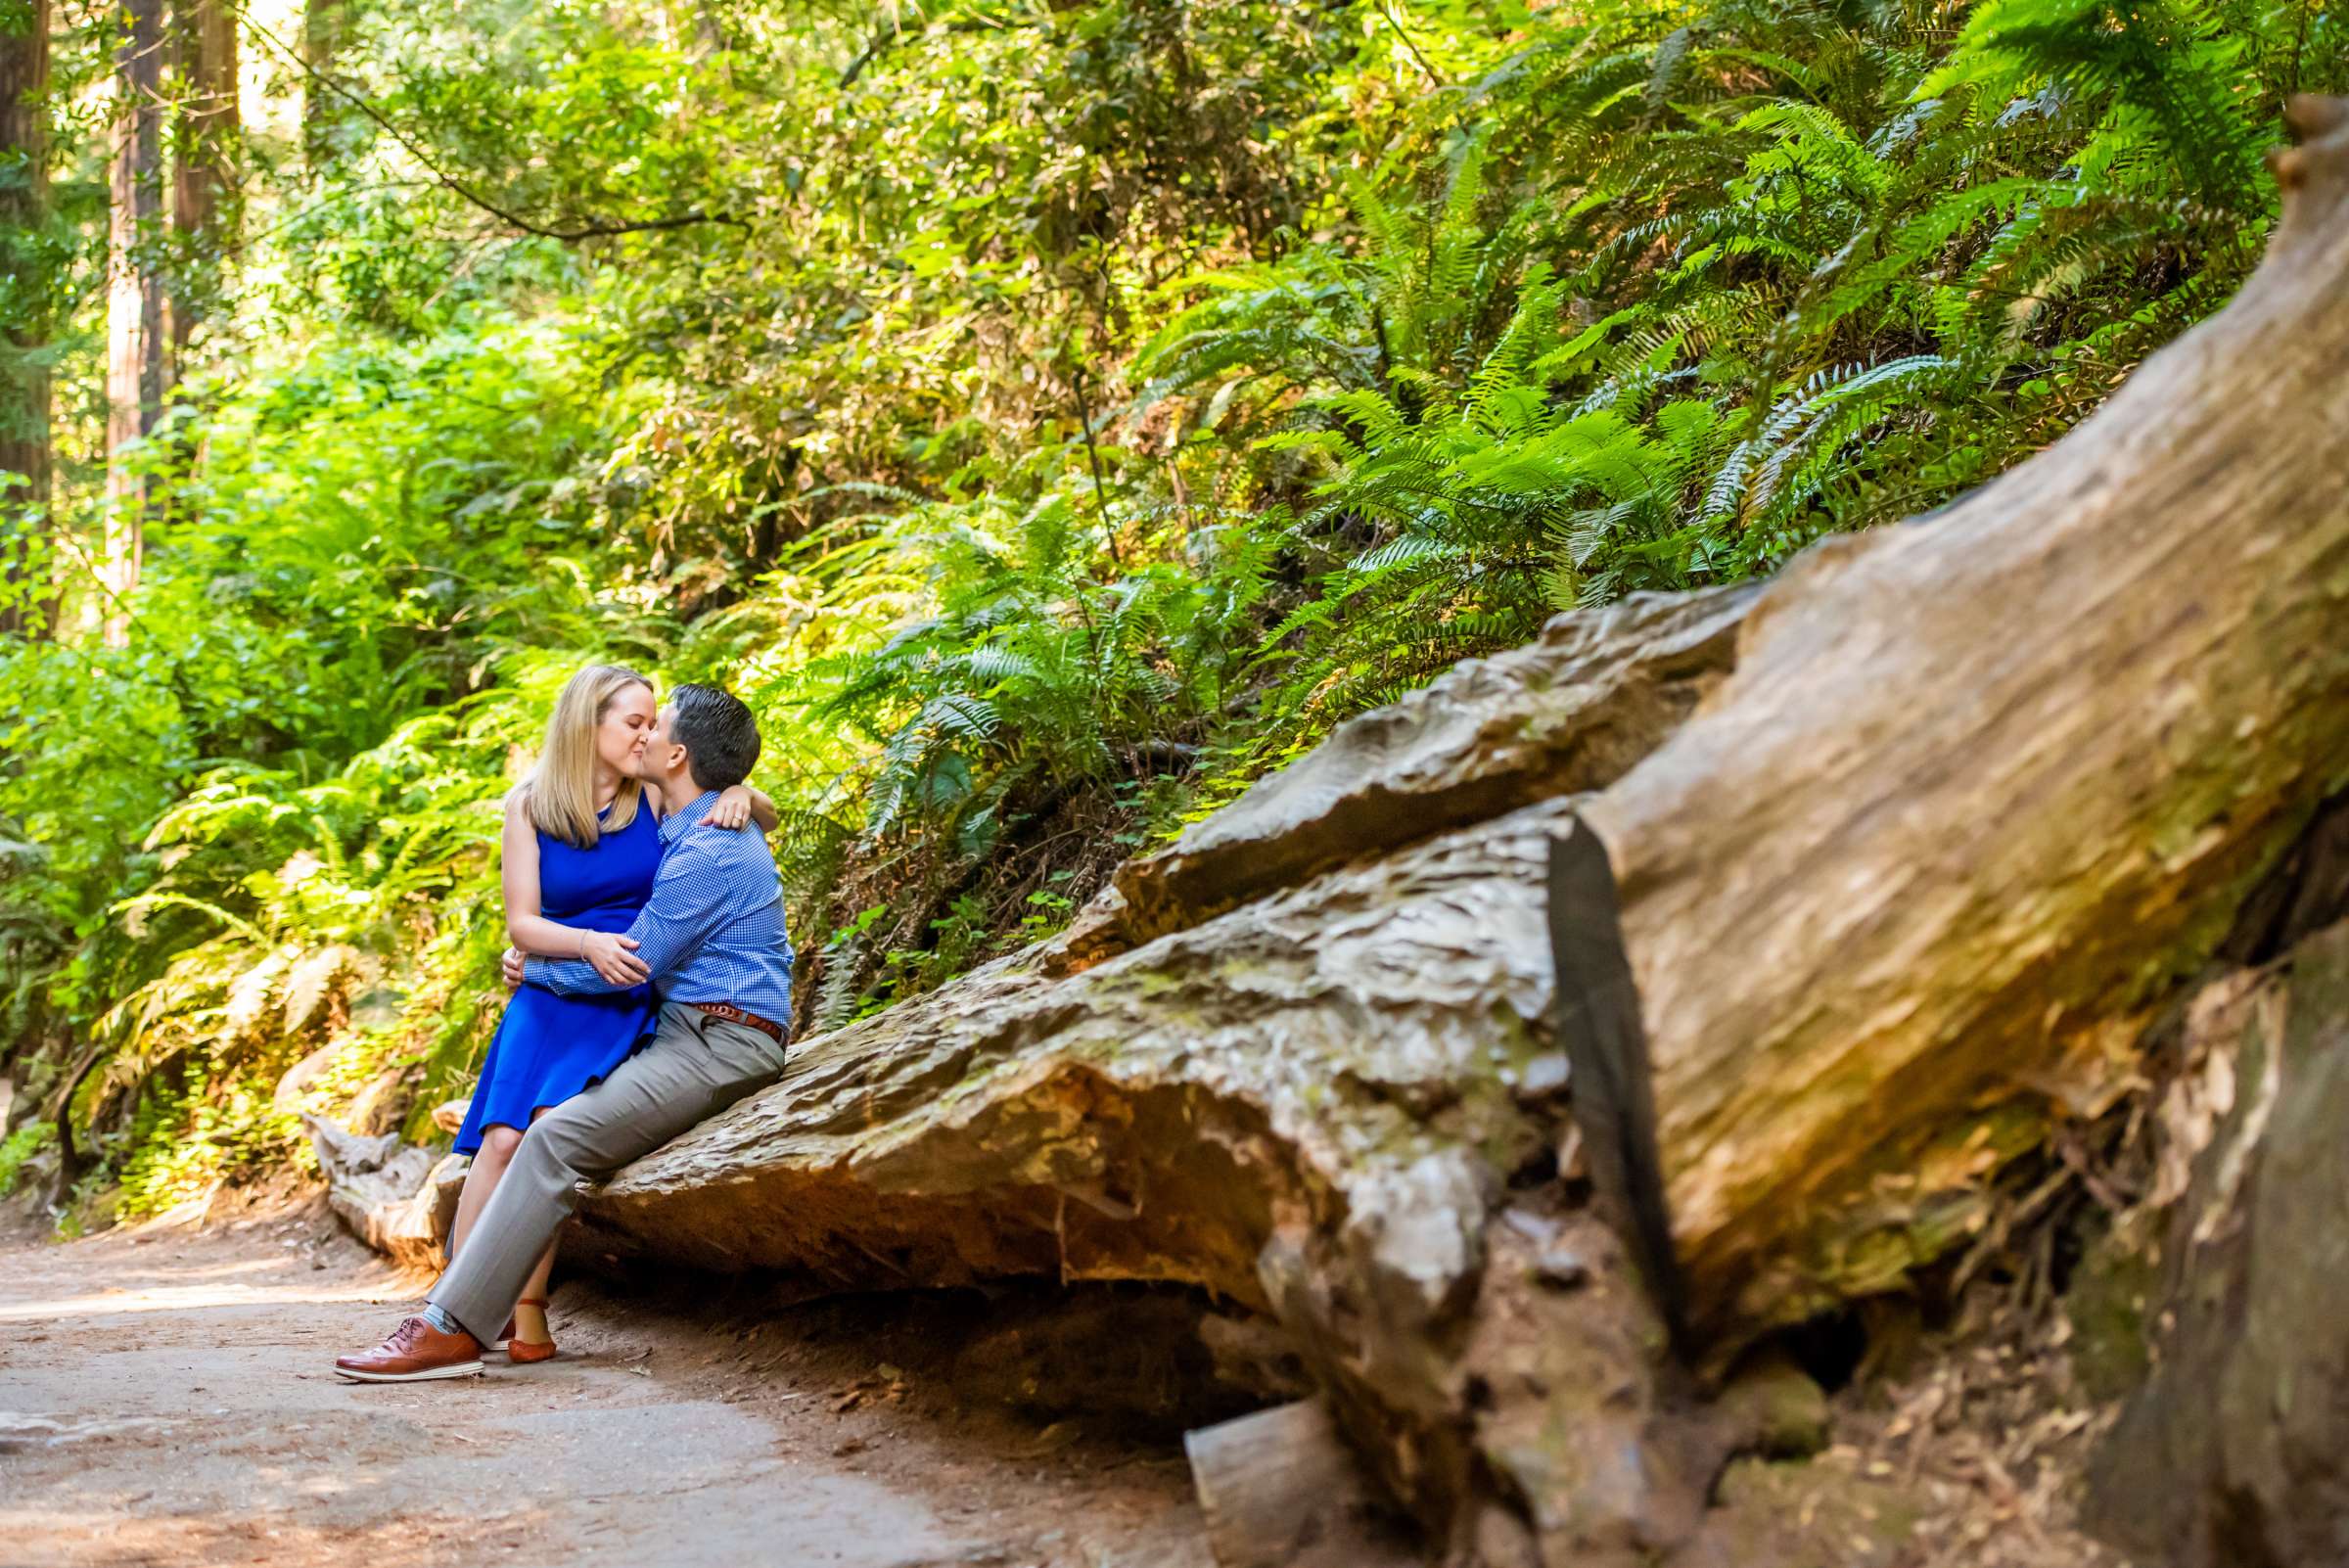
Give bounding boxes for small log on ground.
[1185,1398,1418,1568]
[303,1113,464,1271]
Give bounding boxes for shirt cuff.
[523,954,556,990]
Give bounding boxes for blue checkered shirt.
[524,789,795,1027]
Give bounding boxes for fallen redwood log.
[572,798,1642,1539]
[1578,99,2349,1352]
[535,97,2349,1563]
[1054,584,1755,967]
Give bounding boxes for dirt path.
[0,1196,1212,1568]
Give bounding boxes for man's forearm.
[523,952,626,994]
[526,837,723,997]
[525,882,704,994]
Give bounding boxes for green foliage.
[0,315,641,1197]
[0,1119,52,1198]
[1125,0,2307,751]
[714,442,1272,1011]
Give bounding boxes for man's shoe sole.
[332,1360,485,1383]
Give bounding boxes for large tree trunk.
[1578,94,2349,1357]
[170,0,237,351]
[572,793,1729,1560]
[0,0,47,639]
[102,0,166,646]
[1065,82,2349,1356]
[571,100,2349,1559]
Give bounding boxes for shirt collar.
[661,789,720,846]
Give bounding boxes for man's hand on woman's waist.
[502,934,647,991]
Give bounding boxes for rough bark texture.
[571,799,1738,1555]
[1056,585,1755,970]
[1581,96,2349,1354]
[2085,921,2349,1568]
[170,0,238,349]
[104,0,166,641]
[0,0,47,638]
[577,800,1574,1311]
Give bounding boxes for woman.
[443,663,771,1361]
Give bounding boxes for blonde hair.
[525,664,653,849]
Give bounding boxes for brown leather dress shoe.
[333,1315,484,1383]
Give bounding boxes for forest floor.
[0,1187,1214,1568]
[0,1177,2140,1568]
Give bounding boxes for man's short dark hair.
[670,684,761,792]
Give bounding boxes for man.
[334,683,795,1382]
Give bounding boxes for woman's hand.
[579,931,651,987]
[709,784,756,829]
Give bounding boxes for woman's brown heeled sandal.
[506,1296,557,1364]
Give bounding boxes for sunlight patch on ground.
[0,1278,392,1320]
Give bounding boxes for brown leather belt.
[686,1000,786,1042]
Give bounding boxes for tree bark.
[103,0,167,645]
[300,0,345,165]
[1580,95,2349,1356]
[2084,920,2349,1568]
[569,794,1727,1555]
[0,0,47,639]
[170,0,237,351]
[301,1113,467,1271]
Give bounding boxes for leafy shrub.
[0,1120,53,1199]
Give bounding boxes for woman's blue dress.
[453,800,662,1156]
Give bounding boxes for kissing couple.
[334,667,795,1381]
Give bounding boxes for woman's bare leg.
[445,1124,523,1262]
[510,1106,561,1345]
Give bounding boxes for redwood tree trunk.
[0,0,48,639]
[104,0,167,643]
[170,0,237,351]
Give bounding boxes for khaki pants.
[428,999,787,1342]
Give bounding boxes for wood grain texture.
[1584,99,2349,1349]
[1185,1398,1413,1568]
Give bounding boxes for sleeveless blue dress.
[452,799,663,1156]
